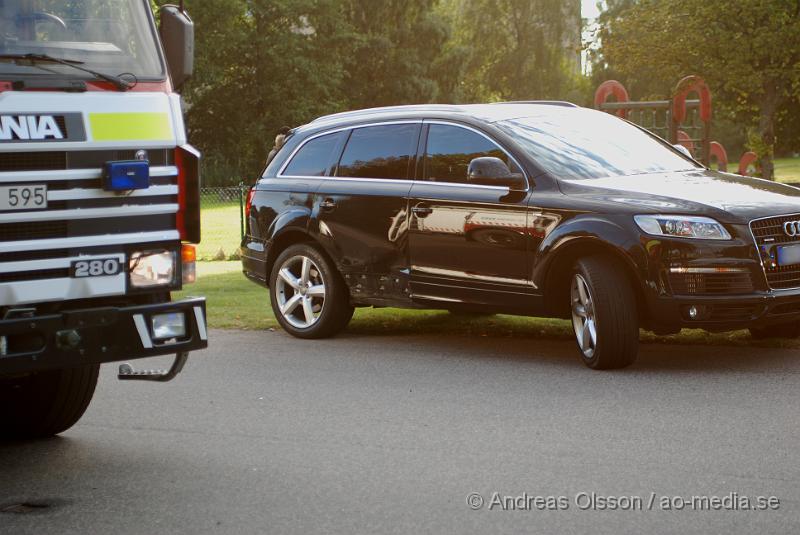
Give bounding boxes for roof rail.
[493,100,579,107]
[308,100,580,125]
[311,104,461,123]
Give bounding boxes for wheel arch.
[266,228,315,285]
[537,237,648,321]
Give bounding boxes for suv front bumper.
[0,297,207,375]
[648,289,800,332]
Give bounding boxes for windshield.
[0,0,164,79]
[496,108,702,180]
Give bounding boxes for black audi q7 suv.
[242,102,800,369]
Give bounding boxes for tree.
[156,0,454,183]
[150,0,585,183]
[445,0,582,102]
[338,0,451,108]
[597,0,800,179]
[154,0,352,184]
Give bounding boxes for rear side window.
[282,131,346,177]
[337,124,419,180]
[425,124,518,184]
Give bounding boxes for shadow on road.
[324,329,798,375]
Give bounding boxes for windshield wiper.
[0,53,133,91]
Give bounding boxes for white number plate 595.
[0,184,47,211]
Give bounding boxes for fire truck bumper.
[0,297,207,376]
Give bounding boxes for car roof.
[298,101,581,134]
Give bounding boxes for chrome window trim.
[275,118,528,192]
[276,120,423,178]
[408,180,509,191]
[261,174,510,192]
[423,119,530,191]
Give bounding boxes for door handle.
[319,198,336,211]
[411,204,433,217]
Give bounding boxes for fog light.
[151,312,186,341]
[130,251,176,288]
[683,304,709,321]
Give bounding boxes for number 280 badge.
[70,258,123,278]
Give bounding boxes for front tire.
[570,255,639,370]
[749,323,800,340]
[0,364,100,439]
[269,243,354,339]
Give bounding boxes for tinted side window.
[337,124,419,180]
[282,131,346,177]
[425,124,516,184]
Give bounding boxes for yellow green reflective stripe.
[89,112,172,141]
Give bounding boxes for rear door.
[311,122,421,300]
[407,121,533,309]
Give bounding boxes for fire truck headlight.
[129,251,177,288]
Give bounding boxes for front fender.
[532,214,649,291]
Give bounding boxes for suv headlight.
[129,250,177,288]
[634,215,732,240]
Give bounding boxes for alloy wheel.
[571,273,597,359]
[274,255,326,329]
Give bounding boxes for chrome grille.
[0,149,180,306]
[751,213,800,290]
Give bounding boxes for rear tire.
[570,255,639,370]
[269,243,354,339]
[0,364,100,439]
[749,323,800,340]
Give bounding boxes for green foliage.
[339,0,451,107]
[148,0,581,185]
[595,0,800,178]
[172,0,353,185]
[448,0,581,102]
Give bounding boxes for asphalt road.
[2,329,799,534]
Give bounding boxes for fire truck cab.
[0,0,207,439]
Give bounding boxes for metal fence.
[198,184,248,261]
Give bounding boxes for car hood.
[559,169,800,223]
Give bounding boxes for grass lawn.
[176,262,800,348]
[721,157,799,182]
[197,203,241,261]
[775,157,800,183]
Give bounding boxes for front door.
[407,122,533,310]
[313,122,420,301]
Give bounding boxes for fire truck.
[0,0,207,438]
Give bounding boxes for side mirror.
[467,157,526,190]
[673,144,693,158]
[159,6,195,90]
